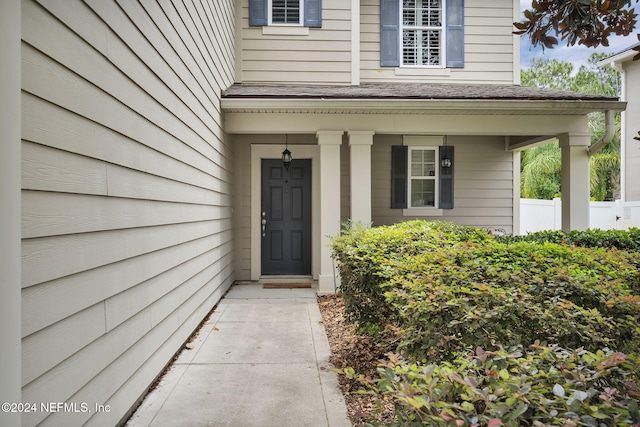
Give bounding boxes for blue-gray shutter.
[304,0,322,27]
[446,0,464,68]
[249,0,268,26]
[439,146,454,209]
[380,0,400,67]
[391,145,408,209]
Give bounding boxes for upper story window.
[381,0,463,68]
[250,0,322,28]
[270,0,302,25]
[402,0,443,66]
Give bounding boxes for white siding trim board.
[0,1,21,420]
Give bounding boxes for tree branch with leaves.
[516,1,640,182]
[514,0,639,49]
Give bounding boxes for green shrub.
[332,221,640,425]
[342,345,640,427]
[332,221,640,358]
[497,228,640,251]
[384,241,640,360]
[331,220,492,334]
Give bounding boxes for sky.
[518,0,640,70]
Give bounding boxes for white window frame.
[400,0,446,68]
[268,0,304,26]
[408,146,439,207]
[402,135,445,218]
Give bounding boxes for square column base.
[318,274,341,295]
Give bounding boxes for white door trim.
[250,144,320,280]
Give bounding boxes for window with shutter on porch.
[392,144,454,210]
[381,0,464,68]
[409,148,438,206]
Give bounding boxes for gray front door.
[261,159,312,275]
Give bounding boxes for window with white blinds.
[402,0,444,66]
[270,0,302,25]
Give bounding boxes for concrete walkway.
[126,283,351,427]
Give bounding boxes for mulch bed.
[317,294,396,426]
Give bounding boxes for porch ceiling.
[221,83,625,116]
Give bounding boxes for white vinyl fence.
[520,199,640,235]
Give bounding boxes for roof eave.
[221,98,626,115]
[598,47,638,66]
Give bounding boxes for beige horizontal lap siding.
[20,0,235,425]
[240,0,352,84]
[371,135,514,234]
[361,0,516,84]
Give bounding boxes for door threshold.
[259,276,314,284]
[263,282,312,289]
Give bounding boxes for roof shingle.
[222,83,617,101]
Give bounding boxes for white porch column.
[0,1,22,425]
[348,131,374,224]
[558,133,591,231]
[317,130,343,294]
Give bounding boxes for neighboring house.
[0,1,625,426]
[599,43,640,202]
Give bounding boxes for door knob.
[261,212,266,237]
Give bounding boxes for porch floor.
[125,283,351,427]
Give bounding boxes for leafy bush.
[497,228,640,251]
[332,221,640,358]
[343,345,640,427]
[331,221,492,334]
[384,241,640,360]
[332,221,640,425]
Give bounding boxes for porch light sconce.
[441,136,452,170]
[282,135,292,170]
